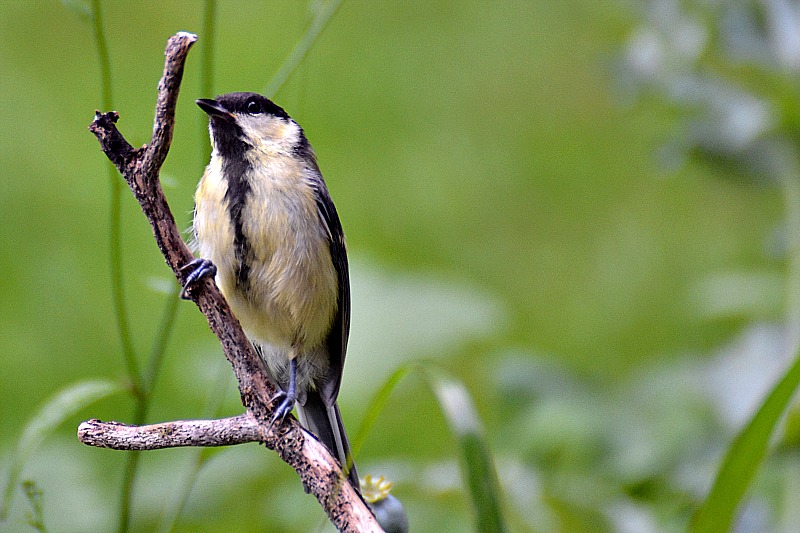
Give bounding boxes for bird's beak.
[197,98,236,122]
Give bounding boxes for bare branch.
[84,32,380,532]
[78,415,261,450]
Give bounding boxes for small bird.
[184,92,358,490]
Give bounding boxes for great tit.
[185,92,358,490]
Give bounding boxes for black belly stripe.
[221,149,253,290]
[207,113,256,290]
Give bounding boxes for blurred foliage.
[20,480,46,533]
[0,379,123,520]
[0,0,797,532]
[619,0,800,530]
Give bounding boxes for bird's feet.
[268,389,297,431]
[267,359,298,432]
[180,258,216,299]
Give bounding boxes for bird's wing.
[310,168,350,406]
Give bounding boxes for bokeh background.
[1,0,797,531]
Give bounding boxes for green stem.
[143,291,182,393]
[152,5,220,527]
[264,0,343,98]
[90,3,146,531]
[199,0,216,167]
[156,360,231,532]
[117,291,181,532]
[91,0,140,391]
[117,400,147,533]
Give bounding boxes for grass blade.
[264,0,343,98]
[418,364,507,533]
[351,364,414,459]
[691,351,800,532]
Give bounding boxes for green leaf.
[691,352,800,532]
[419,365,507,533]
[0,379,124,520]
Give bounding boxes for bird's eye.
[246,100,262,115]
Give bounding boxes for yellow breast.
[193,156,338,353]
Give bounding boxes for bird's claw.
[267,390,296,433]
[180,258,216,299]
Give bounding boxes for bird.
[183,91,358,490]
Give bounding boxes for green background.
[0,1,788,532]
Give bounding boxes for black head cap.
[198,92,290,120]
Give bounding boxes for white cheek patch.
[238,115,300,154]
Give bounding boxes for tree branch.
[84,31,380,532]
[78,415,261,450]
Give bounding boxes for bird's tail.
[297,390,359,492]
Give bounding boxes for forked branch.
[83,31,379,532]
